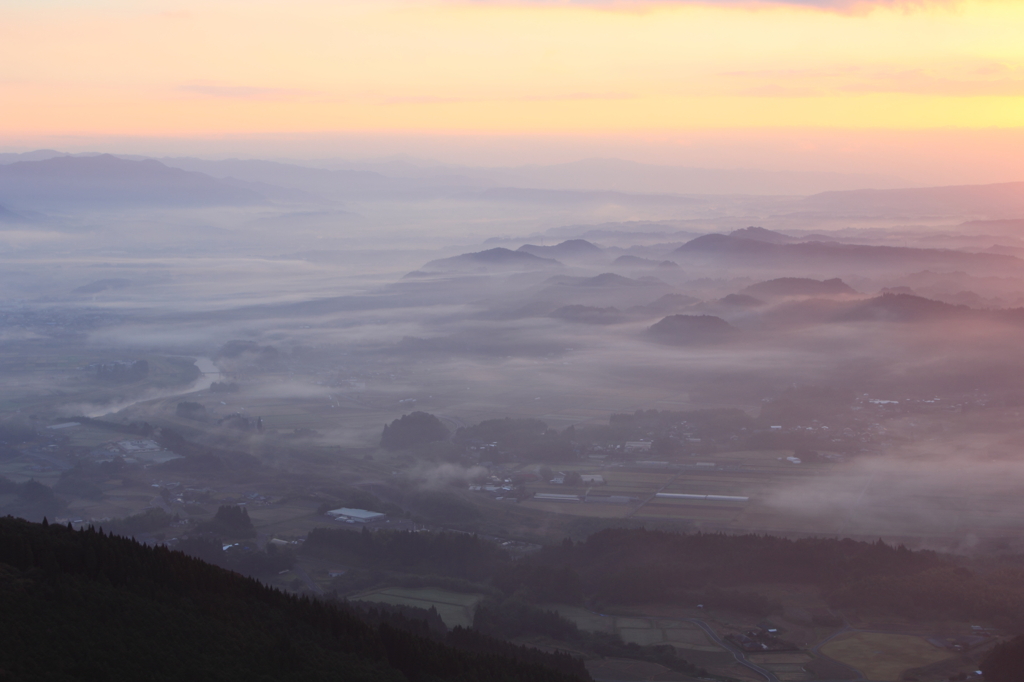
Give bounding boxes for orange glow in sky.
[3,0,1024,138]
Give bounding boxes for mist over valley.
[4,149,1024,682]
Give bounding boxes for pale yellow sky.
[2,0,1024,179]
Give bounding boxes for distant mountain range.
[517,239,603,260]
[0,155,262,209]
[743,277,857,297]
[422,247,562,272]
[675,233,1023,272]
[803,182,1024,218]
[4,149,1024,221]
[612,255,679,269]
[0,151,909,200]
[544,273,663,288]
[153,155,904,197]
[647,314,740,344]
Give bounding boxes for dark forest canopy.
[646,314,739,345]
[981,634,1024,682]
[381,412,450,450]
[96,359,149,383]
[303,524,1024,629]
[0,516,588,682]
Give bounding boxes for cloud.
[179,84,310,100]
[484,0,959,9]
[720,63,1024,97]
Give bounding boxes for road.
[681,618,781,682]
[291,564,324,596]
[436,415,467,440]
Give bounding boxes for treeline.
[0,477,66,520]
[0,516,588,682]
[348,601,589,680]
[303,527,508,582]
[830,565,1024,628]
[608,408,754,439]
[304,527,941,618]
[303,525,1024,641]
[195,504,255,538]
[456,418,576,463]
[981,634,1024,682]
[472,598,708,679]
[381,412,449,450]
[96,359,149,383]
[554,529,938,592]
[515,529,1024,627]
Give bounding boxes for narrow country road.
[682,618,781,682]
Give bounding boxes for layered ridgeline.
[0,517,587,682]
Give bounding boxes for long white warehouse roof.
[655,493,749,502]
[326,507,386,520]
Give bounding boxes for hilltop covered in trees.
[0,516,587,682]
[381,412,450,450]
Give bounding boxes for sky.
[2,0,1024,181]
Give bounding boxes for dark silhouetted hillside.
[982,635,1024,682]
[0,517,588,682]
[834,293,976,322]
[549,305,626,324]
[517,239,603,259]
[424,248,562,272]
[729,226,797,243]
[612,255,678,268]
[717,294,765,308]
[630,293,700,315]
[647,315,739,344]
[743,277,857,297]
[381,411,450,450]
[546,273,660,288]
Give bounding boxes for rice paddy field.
[746,652,820,682]
[544,605,729,655]
[820,632,953,681]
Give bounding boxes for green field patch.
[664,629,723,651]
[821,632,951,681]
[350,586,483,628]
[542,605,618,634]
[618,627,666,646]
[654,618,691,629]
[615,617,652,629]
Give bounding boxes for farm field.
[584,656,694,682]
[350,586,484,628]
[820,632,953,681]
[747,652,818,682]
[544,605,727,653]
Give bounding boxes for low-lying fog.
[5,151,1024,546]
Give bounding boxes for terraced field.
[350,586,484,628]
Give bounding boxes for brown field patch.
[821,632,952,681]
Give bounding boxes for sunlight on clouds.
[0,0,1023,135]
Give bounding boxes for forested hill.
[0,517,588,682]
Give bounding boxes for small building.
[326,507,386,523]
